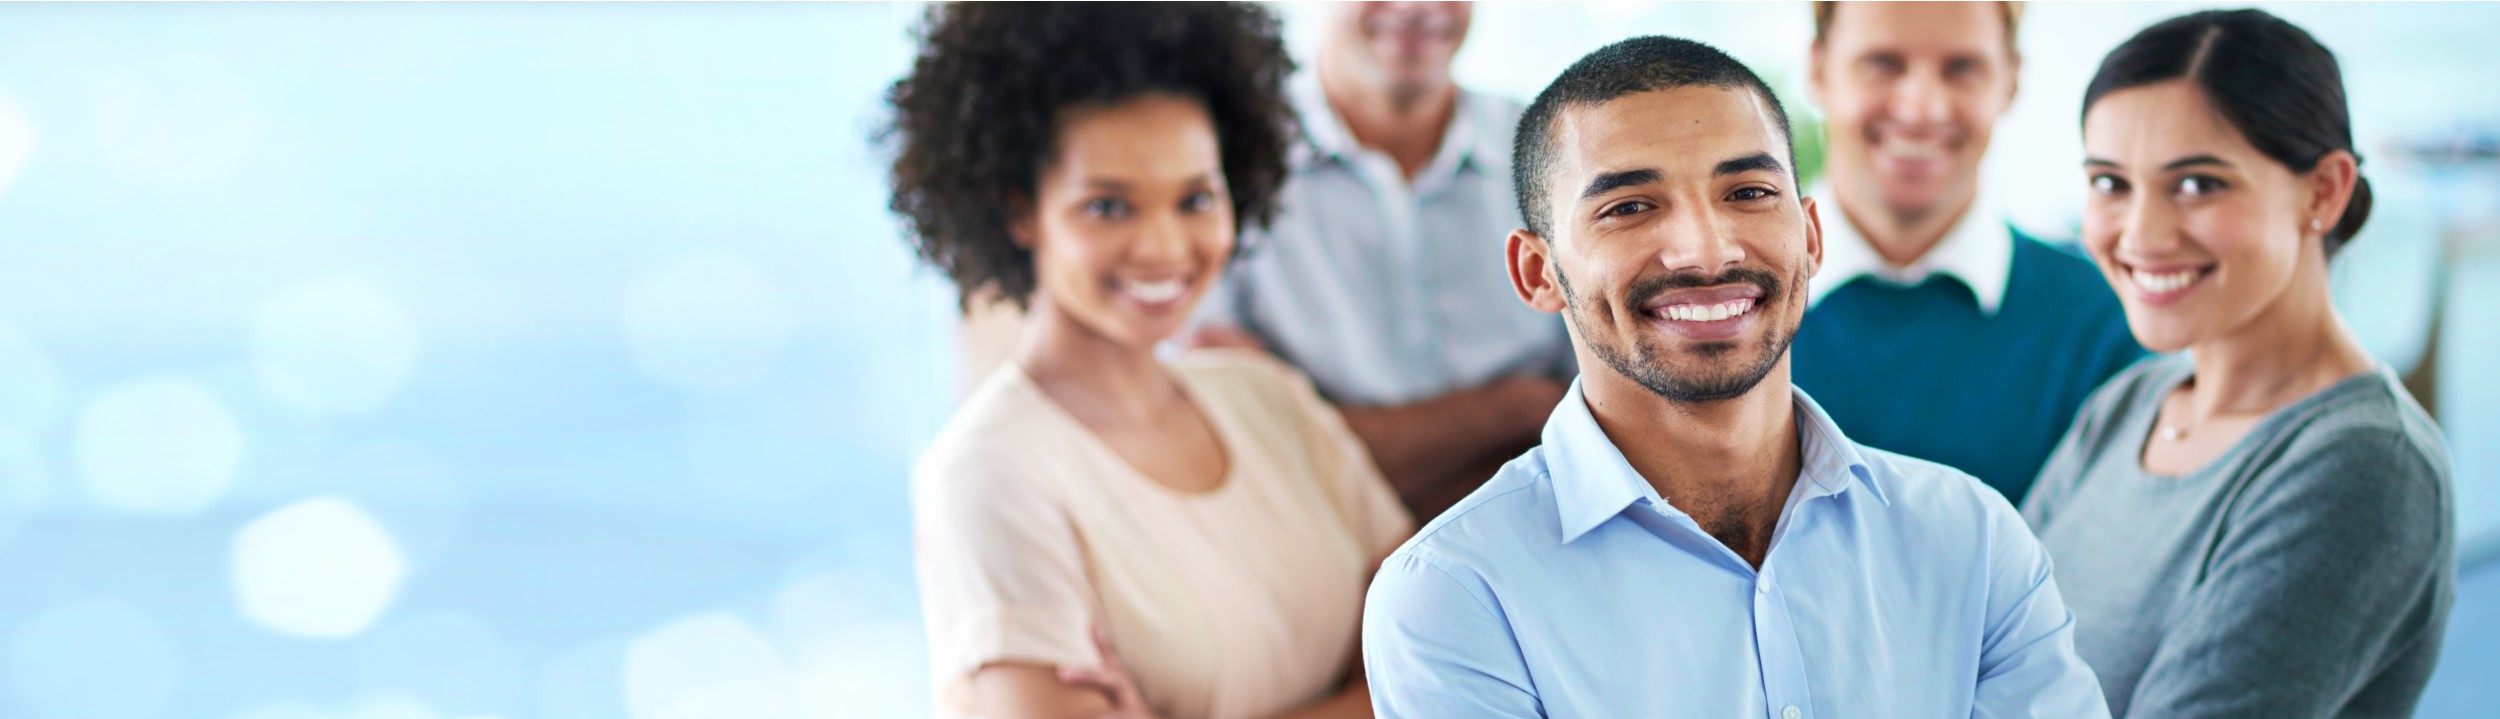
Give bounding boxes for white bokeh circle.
[5,597,181,719]
[624,612,794,719]
[75,375,245,516]
[254,276,422,416]
[231,496,408,639]
[621,250,797,393]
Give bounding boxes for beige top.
[954,292,1024,400]
[913,349,1414,719]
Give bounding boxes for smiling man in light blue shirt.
[1361,35,2108,718]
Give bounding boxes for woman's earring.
[2309,218,2325,232]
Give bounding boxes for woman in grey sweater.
[2022,9,2454,718]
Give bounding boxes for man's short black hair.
[1512,36,1795,238]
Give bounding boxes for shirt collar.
[1288,73,1353,164]
[1806,185,2013,315]
[1287,72,1497,179]
[1546,380,1886,544]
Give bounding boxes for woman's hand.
[1055,628,1164,719]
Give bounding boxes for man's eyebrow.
[1580,168,1661,201]
[1714,152,1784,178]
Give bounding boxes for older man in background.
[1793,1,2142,502]
[1187,1,1572,521]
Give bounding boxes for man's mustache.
[1625,266,1785,309]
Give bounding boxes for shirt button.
[1756,581,1769,595]
[1784,706,1801,719]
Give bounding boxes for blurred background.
[0,2,2490,718]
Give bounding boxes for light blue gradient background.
[0,3,2488,718]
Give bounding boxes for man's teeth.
[1122,279,1185,303]
[1882,140,1946,160]
[2132,268,2201,294]
[1659,298,1754,322]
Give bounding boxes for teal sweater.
[1791,230,2144,502]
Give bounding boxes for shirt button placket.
[1754,570,1806,719]
[1390,186,1433,388]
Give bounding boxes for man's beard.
[1558,265,1799,405]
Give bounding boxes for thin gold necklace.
[2157,342,2333,441]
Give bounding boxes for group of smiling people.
[890,2,2455,718]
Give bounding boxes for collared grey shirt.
[1191,75,1573,407]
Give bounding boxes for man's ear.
[1800,195,1825,280]
[1806,43,1830,112]
[2004,50,2023,109]
[1508,228,1568,314]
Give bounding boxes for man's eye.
[1729,187,1778,202]
[1606,201,1652,217]
[1180,191,1217,212]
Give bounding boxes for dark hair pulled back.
[2083,9,2371,257]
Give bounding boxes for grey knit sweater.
[2022,354,2454,718]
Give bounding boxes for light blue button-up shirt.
[1362,381,2110,718]
[1190,75,1572,407]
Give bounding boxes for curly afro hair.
[883,2,1300,311]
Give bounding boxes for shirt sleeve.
[2019,409,2095,531]
[2119,427,2450,717]
[1362,549,1544,718]
[912,446,1099,706]
[2020,361,2140,529]
[1276,353,1415,558]
[1975,496,2114,719]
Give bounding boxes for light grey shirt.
[1191,75,1572,407]
[2022,353,2455,718]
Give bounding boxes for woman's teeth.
[1121,279,1185,304]
[2132,268,2201,294]
[1659,298,1754,322]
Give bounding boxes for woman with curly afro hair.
[892,4,1408,719]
